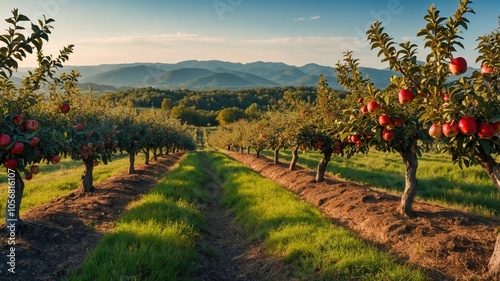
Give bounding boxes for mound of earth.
[0,152,184,281]
[226,151,500,281]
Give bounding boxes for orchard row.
[210,1,500,276]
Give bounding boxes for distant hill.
[12,59,477,91]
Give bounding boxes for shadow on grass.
[260,150,500,217]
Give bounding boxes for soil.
[0,152,185,281]
[193,154,303,281]
[225,151,500,281]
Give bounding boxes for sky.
[1,0,499,69]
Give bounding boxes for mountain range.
[14,60,477,91]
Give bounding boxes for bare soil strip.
[193,153,302,281]
[225,151,500,281]
[0,152,184,281]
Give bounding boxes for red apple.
[25,120,39,131]
[12,114,23,126]
[30,165,40,174]
[477,123,495,139]
[481,64,494,75]
[51,155,61,164]
[0,133,12,147]
[381,128,395,141]
[350,135,361,143]
[93,160,99,167]
[360,105,368,115]
[10,142,25,155]
[492,122,500,133]
[3,158,18,169]
[443,94,450,102]
[367,101,380,113]
[458,116,477,135]
[398,89,415,105]
[358,97,364,104]
[59,102,71,113]
[442,122,459,138]
[29,137,40,147]
[74,124,84,131]
[449,57,467,75]
[378,115,393,127]
[429,124,443,139]
[392,117,404,128]
[25,171,33,180]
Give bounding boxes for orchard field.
[2,0,500,280]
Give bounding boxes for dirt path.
[0,152,184,281]
[225,151,500,281]
[193,153,302,281]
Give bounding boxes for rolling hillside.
[16,59,471,90]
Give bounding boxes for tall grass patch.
[69,152,208,281]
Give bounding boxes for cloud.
[294,15,321,21]
[76,33,225,45]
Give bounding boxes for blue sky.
[2,0,499,68]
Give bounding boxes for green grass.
[0,153,146,221]
[262,149,500,217]
[69,152,209,281]
[206,151,428,281]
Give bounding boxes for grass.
[69,151,209,281]
[0,153,146,222]
[206,151,428,281]
[262,149,500,217]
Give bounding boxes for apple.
[458,116,477,135]
[10,142,25,155]
[477,123,495,139]
[358,97,364,104]
[300,145,307,151]
[29,137,40,147]
[3,158,18,169]
[0,133,12,147]
[378,115,393,127]
[74,124,84,131]
[367,101,381,113]
[25,171,33,180]
[30,165,40,174]
[93,160,99,167]
[443,94,450,102]
[392,117,404,128]
[381,128,395,141]
[25,120,39,131]
[442,122,459,138]
[398,89,414,105]
[429,124,443,139]
[51,155,61,164]
[449,57,467,75]
[492,122,500,133]
[59,102,71,113]
[481,64,494,75]
[350,135,361,143]
[360,105,369,115]
[12,114,23,126]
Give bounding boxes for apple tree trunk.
[399,149,418,217]
[289,146,299,171]
[4,169,24,233]
[128,149,136,174]
[273,148,280,164]
[474,149,500,275]
[82,158,95,193]
[144,148,150,165]
[256,149,261,158]
[247,147,251,154]
[316,150,332,182]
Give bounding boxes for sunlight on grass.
[69,152,209,281]
[207,151,428,281]
[0,153,146,223]
[262,149,500,217]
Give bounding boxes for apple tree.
[1,10,74,230]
